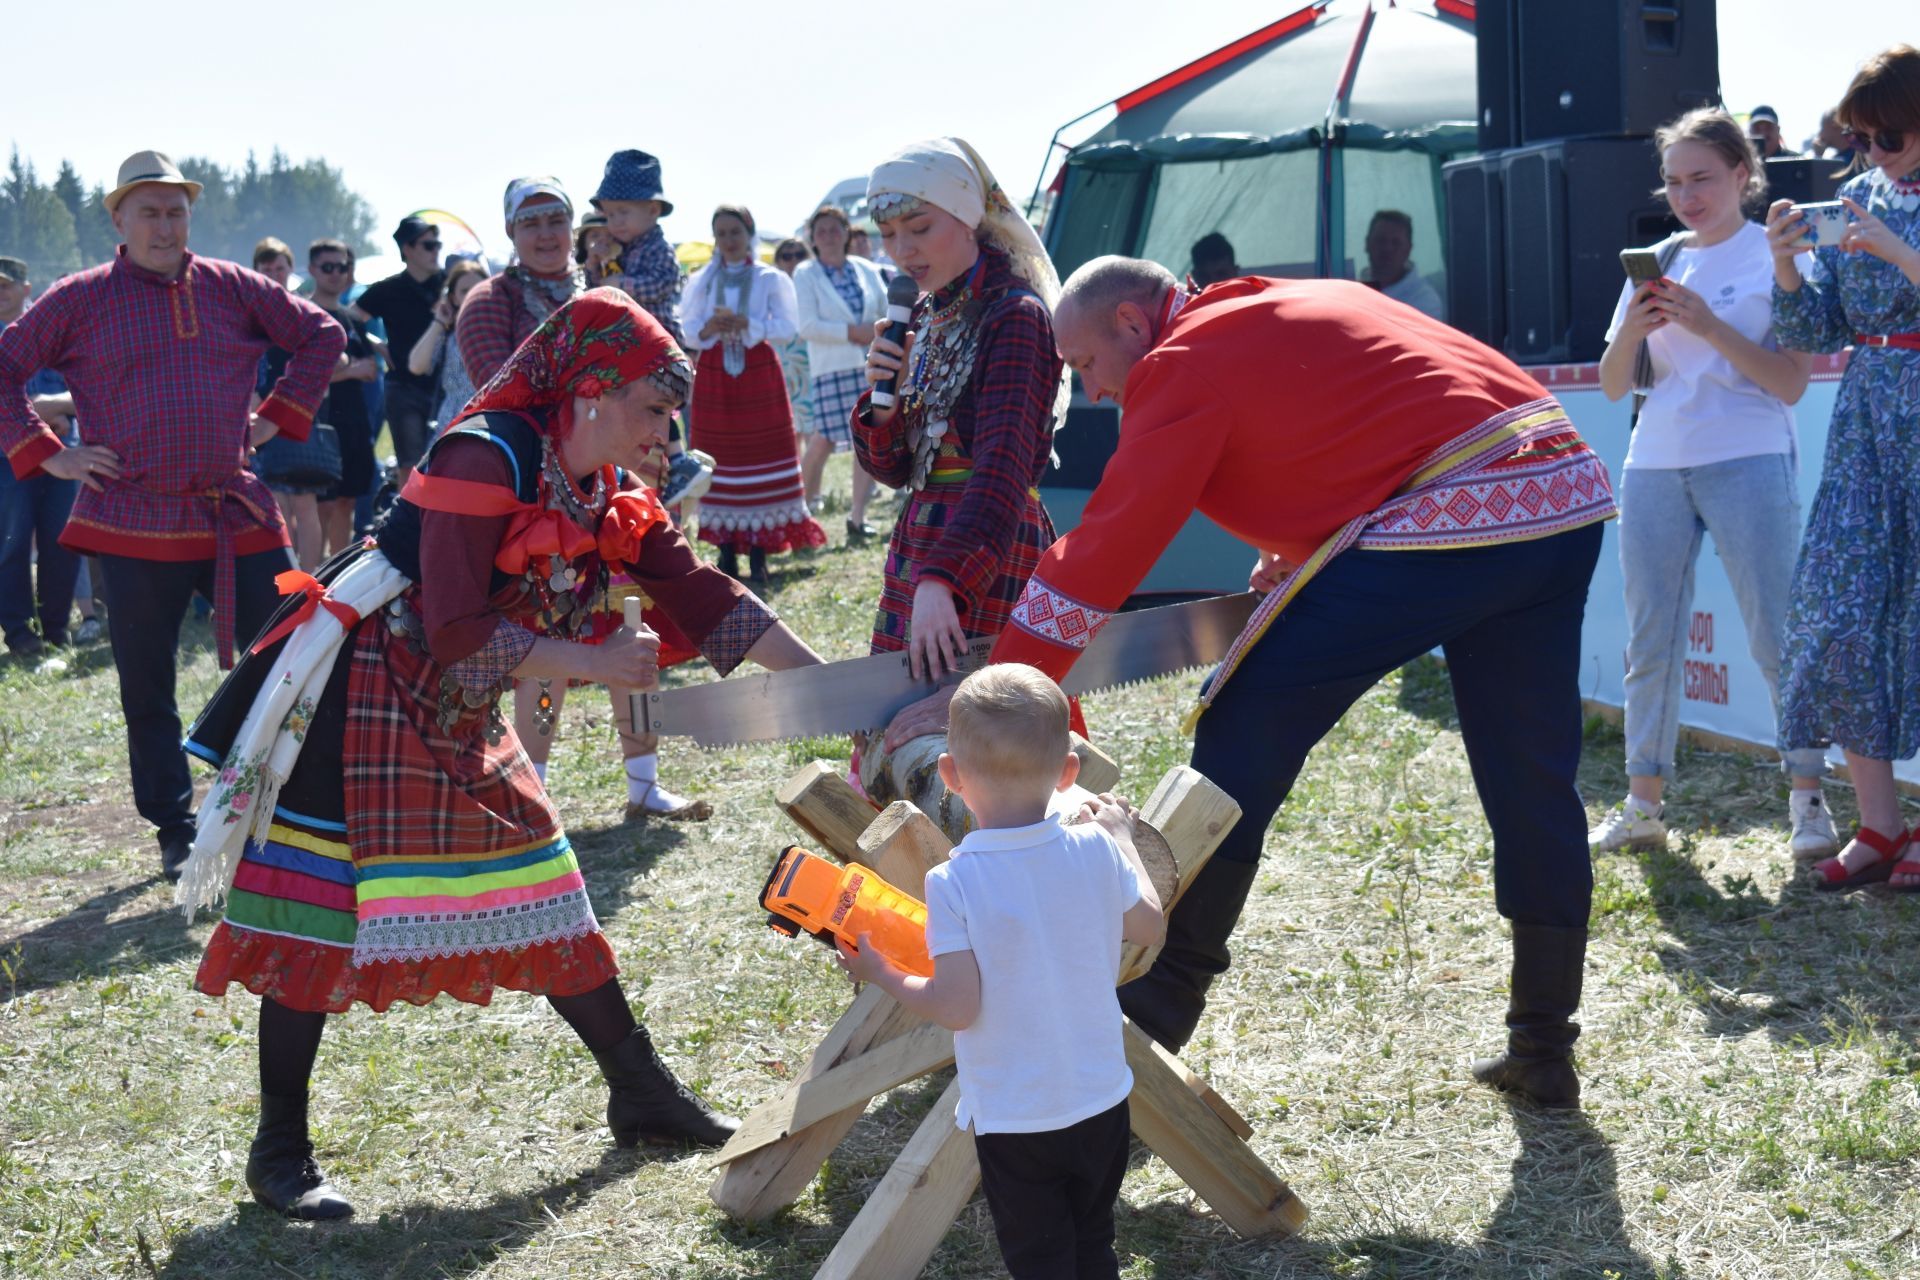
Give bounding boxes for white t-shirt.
[1604,221,1798,469]
[923,815,1143,1135]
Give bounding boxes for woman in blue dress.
[1766,43,1920,891]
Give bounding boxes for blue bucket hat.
[592,150,674,216]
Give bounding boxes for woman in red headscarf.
[179,289,822,1222]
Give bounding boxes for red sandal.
[1888,832,1920,893]
[1811,826,1911,893]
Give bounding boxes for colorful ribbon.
[249,570,364,655]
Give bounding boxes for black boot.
[1472,923,1587,1109]
[593,1025,739,1148]
[1118,857,1259,1052]
[746,546,770,587]
[716,546,739,580]
[245,1092,353,1219]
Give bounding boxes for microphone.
[870,274,920,410]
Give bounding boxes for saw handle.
[622,596,644,631]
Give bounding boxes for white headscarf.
[867,137,1062,310]
[867,137,1070,424]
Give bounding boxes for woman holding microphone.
[1764,45,1920,891]
[1590,108,1826,859]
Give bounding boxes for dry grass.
[3,458,1919,1279]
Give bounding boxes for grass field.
[3,459,1918,1280]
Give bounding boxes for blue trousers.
[0,466,80,649]
[1189,522,1603,929]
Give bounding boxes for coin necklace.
[901,255,988,490]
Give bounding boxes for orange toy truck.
[760,845,934,978]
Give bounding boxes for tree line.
[0,148,378,285]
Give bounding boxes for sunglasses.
[777,251,809,262]
[1846,128,1906,154]
[314,262,353,275]
[414,239,443,252]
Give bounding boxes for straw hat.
[103,151,203,214]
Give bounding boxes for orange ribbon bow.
[249,570,364,655]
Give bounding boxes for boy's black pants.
[973,1099,1129,1280]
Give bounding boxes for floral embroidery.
[281,697,316,743]
[214,751,265,827]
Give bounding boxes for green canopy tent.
[1040,0,1478,290]
[1035,0,1480,595]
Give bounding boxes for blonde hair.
[947,664,1071,788]
[1653,108,1767,212]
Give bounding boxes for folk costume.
[180,292,765,1219]
[681,250,824,567]
[853,139,1070,659]
[992,276,1618,1108]
[0,244,345,876]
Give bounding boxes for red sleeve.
[991,352,1232,680]
[851,390,915,489]
[247,272,346,442]
[417,437,518,667]
[456,278,515,387]
[916,295,1060,622]
[0,285,76,479]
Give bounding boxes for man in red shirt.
[990,256,1616,1108]
[0,150,343,880]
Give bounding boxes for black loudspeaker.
[1443,155,1507,350]
[1475,0,1518,150]
[1513,0,1720,143]
[1762,155,1845,207]
[1499,137,1680,364]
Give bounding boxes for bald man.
[991,257,1617,1108]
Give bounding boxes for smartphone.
[1792,200,1850,247]
[1619,248,1664,288]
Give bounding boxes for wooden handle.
[623,596,643,630]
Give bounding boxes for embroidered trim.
[1365,452,1614,546]
[351,888,601,965]
[702,595,778,676]
[444,620,537,690]
[1009,577,1113,651]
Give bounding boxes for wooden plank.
[1145,1034,1254,1140]
[814,1078,981,1280]
[1124,1023,1307,1238]
[854,801,953,896]
[776,761,877,863]
[710,804,954,1222]
[1119,766,1242,985]
[713,1020,954,1163]
[1070,731,1122,793]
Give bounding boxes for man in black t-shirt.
[348,215,442,477]
[309,239,380,554]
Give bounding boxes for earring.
[588,405,598,421]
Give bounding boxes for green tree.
[0,149,79,282]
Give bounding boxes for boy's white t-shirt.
[923,814,1143,1135]
[1603,221,1799,470]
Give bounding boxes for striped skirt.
[691,343,826,554]
[190,590,617,1014]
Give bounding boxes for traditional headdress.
[867,137,1062,309]
[452,288,693,441]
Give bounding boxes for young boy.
[588,147,709,507]
[836,664,1165,1279]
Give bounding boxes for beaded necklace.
[901,255,989,490]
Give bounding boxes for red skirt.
[691,343,826,554]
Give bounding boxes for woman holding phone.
[1765,45,1920,891]
[1592,108,1826,859]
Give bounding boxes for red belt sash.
[1854,333,1920,351]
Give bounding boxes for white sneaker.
[1589,799,1667,853]
[1789,791,1839,862]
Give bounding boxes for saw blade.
[637,592,1259,747]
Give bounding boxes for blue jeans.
[1190,523,1602,928]
[1618,454,1824,780]
[0,465,81,649]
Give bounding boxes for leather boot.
[593,1025,740,1148]
[1118,857,1259,1052]
[245,1092,354,1219]
[716,546,739,580]
[1472,923,1587,1109]
[747,546,771,588]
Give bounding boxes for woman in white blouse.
[682,205,824,582]
[793,205,889,544]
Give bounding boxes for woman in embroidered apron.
[854,139,1069,691]
[681,205,825,584]
[177,291,822,1220]
[1764,45,1920,891]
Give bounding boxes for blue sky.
[8,0,1900,258]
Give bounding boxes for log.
[1124,1022,1307,1237]
[855,802,953,896]
[1119,767,1242,985]
[1070,732,1122,793]
[714,1019,955,1164]
[776,761,877,863]
[813,1078,981,1280]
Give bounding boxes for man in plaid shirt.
[0,150,343,880]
